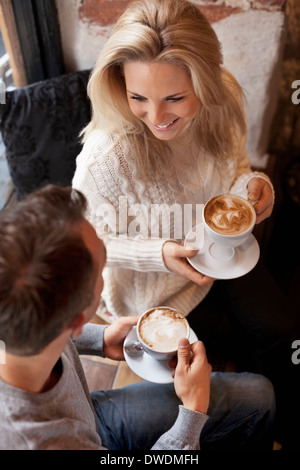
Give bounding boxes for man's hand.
[103,316,139,360]
[173,338,212,414]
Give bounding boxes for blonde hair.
[83,0,246,176]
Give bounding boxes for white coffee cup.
[203,194,256,262]
[136,306,190,361]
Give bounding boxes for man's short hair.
[0,185,95,356]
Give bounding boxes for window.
[0,0,64,88]
[0,29,13,89]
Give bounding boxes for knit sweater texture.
[73,129,272,321]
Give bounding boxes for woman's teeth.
[156,119,177,129]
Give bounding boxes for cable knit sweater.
[72,129,272,321]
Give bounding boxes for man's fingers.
[176,337,191,370]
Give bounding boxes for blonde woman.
[73,0,273,320]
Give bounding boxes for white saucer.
[123,326,198,384]
[184,223,260,280]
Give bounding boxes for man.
[0,185,275,450]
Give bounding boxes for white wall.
[213,10,284,167]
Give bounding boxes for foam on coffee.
[138,308,188,352]
[204,195,255,235]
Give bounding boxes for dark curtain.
[11,0,64,84]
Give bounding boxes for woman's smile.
[153,117,180,131]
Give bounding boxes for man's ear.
[68,313,86,338]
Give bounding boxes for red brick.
[253,0,286,8]
[197,5,243,23]
[79,0,131,27]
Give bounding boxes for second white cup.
[136,306,190,361]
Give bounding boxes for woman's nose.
[148,103,168,126]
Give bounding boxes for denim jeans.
[91,371,275,450]
[187,260,300,447]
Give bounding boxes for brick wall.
[77,0,285,25]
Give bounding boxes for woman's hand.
[162,241,215,286]
[103,315,139,360]
[247,177,274,224]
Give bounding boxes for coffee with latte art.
[204,195,256,236]
[138,308,188,352]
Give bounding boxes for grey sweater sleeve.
[72,323,107,357]
[151,405,209,450]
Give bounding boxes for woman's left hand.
[247,177,274,224]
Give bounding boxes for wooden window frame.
[0,0,26,87]
[0,0,64,87]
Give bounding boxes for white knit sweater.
[73,129,272,322]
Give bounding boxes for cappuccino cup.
[137,307,190,361]
[203,194,256,261]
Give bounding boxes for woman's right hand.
[162,241,215,286]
